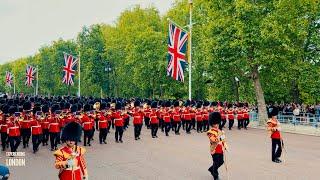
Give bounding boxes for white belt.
[65,167,80,171]
[83,122,91,124]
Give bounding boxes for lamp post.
[235,77,240,102]
[104,62,112,97]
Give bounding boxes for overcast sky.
[0,0,175,64]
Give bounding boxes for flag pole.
[188,0,193,101]
[13,74,16,95]
[78,51,81,97]
[36,65,39,96]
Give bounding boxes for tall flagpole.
[188,0,193,101]
[13,74,16,95]
[78,51,81,97]
[36,65,39,96]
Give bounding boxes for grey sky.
[0,0,175,64]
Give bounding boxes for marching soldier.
[219,108,227,130]
[30,114,42,153]
[149,101,159,138]
[227,106,235,130]
[7,107,21,153]
[0,114,9,151]
[53,121,88,180]
[143,101,151,129]
[202,101,210,132]
[237,107,244,130]
[267,106,282,163]
[172,101,182,135]
[113,102,124,143]
[182,101,192,134]
[162,101,172,136]
[41,104,50,146]
[49,104,61,151]
[132,101,144,140]
[195,102,203,133]
[207,112,226,180]
[21,101,32,148]
[81,104,93,146]
[243,107,250,130]
[97,112,108,144]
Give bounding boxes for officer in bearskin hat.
[81,104,93,146]
[113,102,124,143]
[7,106,21,152]
[149,101,159,138]
[267,106,283,163]
[132,100,144,140]
[207,112,227,180]
[53,122,88,180]
[21,101,32,148]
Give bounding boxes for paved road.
[1,125,319,180]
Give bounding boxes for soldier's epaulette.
[53,148,63,157]
[77,146,86,155]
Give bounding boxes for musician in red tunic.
[30,115,42,153]
[113,102,124,143]
[132,101,144,140]
[54,122,88,180]
[81,104,93,147]
[149,101,159,138]
[97,112,108,144]
[207,112,226,180]
[267,106,282,163]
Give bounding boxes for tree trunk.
[252,67,268,125]
[292,79,300,104]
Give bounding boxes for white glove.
[67,159,75,167]
[220,134,225,141]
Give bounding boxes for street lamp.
[104,62,112,97]
[235,77,240,102]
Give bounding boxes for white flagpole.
[78,51,81,97]
[188,0,193,101]
[13,74,16,95]
[36,65,39,96]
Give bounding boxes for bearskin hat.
[269,106,279,118]
[115,102,122,110]
[196,101,203,109]
[151,101,157,109]
[100,102,107,110]
[14,99,19,106]
[64,102,71,110]
[7,100,13,106]
[134,100,140,107]
[51,104,60,114]
[77,103,83,111]
[42,104,49,113]
[185,100,190,107]
[209,112,221,126]
[59,101,65,110]
[210,101,218,107]
[33,103,41,114]
[71,104,78,113]
[203,101,210,107]
[30,97,35,103]
[165,101,171,107]
[61,122,82,142]
[173,101,179,107]
[83,104,90,112]
[23,101,32,111]
[8,106,17,115]
[2,105,9,114]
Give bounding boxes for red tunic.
[49,118,60,133]
[7,122,20,137]
[195,110,203,122]
[81,114,93,131]
[98,116,108,129]
[113,111,124,127]
[132,109,144,125]
[149,110,159,124]
[30,120,42,135]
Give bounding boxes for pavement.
[0,124,319,180]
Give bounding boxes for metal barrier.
[249,111,320,128]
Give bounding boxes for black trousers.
[150,124,158,137]
[134,124,142,139]
[21,128,31,148]
[83,130,92,146]
[32,134,42,152]
[197,121,203,132]
[49,132,59,149]
[185,121,192,133]
[272,139,282,161]
[203,120,209,131]
[1,132,8,150]
[173,121,181,134]
[244,118,250,128]
[124,118,130,129]
[144,117,150,128]
[42,129,49,145]
[164,122,171,135]
[191,118,196,129]
[99,128,108,143]
[9,136,21,152]
[238,120,244,129]
[228,120,234,130]
[219,120,227,130]
[182,119,186,130]
[115,126,123,141]
[208,153,224,180]
[160,119,164,131]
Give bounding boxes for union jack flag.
[62,53,78,86]
[25,65,36,87]
[167,22,189,82]
[5,71,13,87]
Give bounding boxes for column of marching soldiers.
[0,96,251,153]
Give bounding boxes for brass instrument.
[93,102,101,111]
[179,101,183,107]
[130,102,134,108]
[143,103,148,109]
[111,103,116,109]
